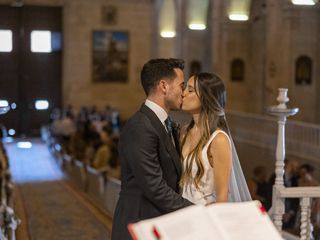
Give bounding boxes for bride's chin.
[181,106,189,112]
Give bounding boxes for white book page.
[130,220,158,240]
[154,205,228,240]
[207,201,283,240]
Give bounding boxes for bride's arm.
[209,133,232,202]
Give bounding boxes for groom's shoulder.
[122,109,150,131]
[129,109,149,123]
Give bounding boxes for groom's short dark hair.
[140,58,184,96]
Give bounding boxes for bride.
[180,72,251,205]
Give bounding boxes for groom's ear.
[159,79,168,94]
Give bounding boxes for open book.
[128,201,282,240]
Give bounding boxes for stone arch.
[231,58,245,82]
[295,55,312,85]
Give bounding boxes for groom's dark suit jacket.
[111,104,192,240]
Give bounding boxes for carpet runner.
[6,139,111,240]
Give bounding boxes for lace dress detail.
[182,130,231,205]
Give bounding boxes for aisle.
[6,139,111,240]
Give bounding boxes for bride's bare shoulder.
[212,132,230,145]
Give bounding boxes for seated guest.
[295,163,319,239]
[83,120,100,147]
[298,163,318,187]
[92,125,115,170]
[65,104,76,119]
[248,165,271,210]
[102,104,113,123]
[50,108,61,123]
[69,127,86,160]
[0,144,8,171]
[311,197,320,240]
[51,112,76,152]
[83,120,100,163]
[268,159,300,229]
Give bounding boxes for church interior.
[0,0,319,239]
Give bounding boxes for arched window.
[295,56,312,85]
[231,58,245,82]
[189,60,202,77]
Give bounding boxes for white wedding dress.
[182,130,231,205]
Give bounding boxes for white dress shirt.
[145,100,175,147]
[145,99,168,127]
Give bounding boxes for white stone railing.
[286,121,320,162]
[174,109,320,163]
[227,110,320,147]
[227,110,320,164]
[272,186,320,240]
[282,231,300,240]
[226,89,320,239]
[265,89,320,240]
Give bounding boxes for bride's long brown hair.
[180,72,229,189]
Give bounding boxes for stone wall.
[1,0,319,122]
[62,0,151,119]
[0,0,152,119]
[181,0,320,123]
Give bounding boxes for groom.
[111,58,192,240]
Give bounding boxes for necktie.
[165,117,181,154]
[165,117,178,148]
[164,117,173,137]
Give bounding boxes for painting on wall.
[92,31,129,83]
